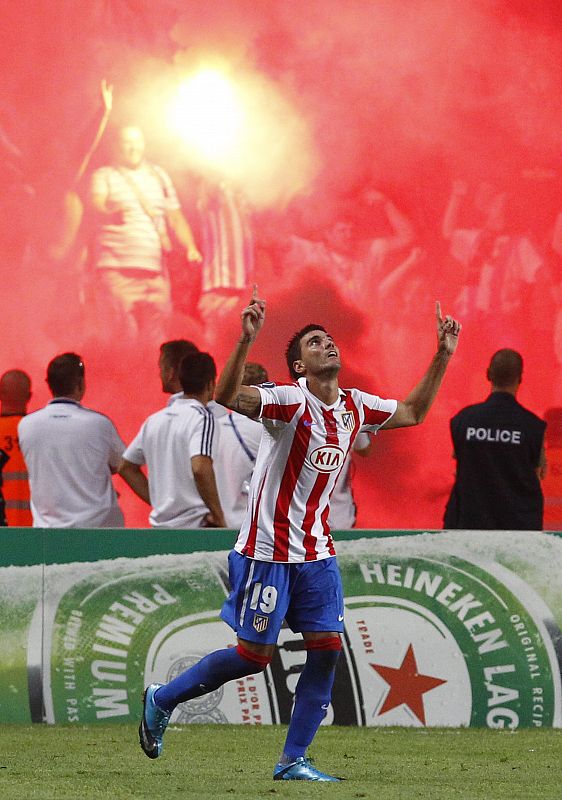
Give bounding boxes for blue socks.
[154,645,270,713]
[281,645,341,762]
[152,637,341,764]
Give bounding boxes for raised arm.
[74,79,113,187]
[382,196,415,252]
[48,81,113,261]
[364,189,414,253]
[378,247,425,300]
[384,302,461,429]
[215,287,266,419]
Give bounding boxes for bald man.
[0,370,32,526]
[444,349,546,530]
[89,125,202,345]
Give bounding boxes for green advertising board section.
[0,527,426,568]
[0,528,561,729]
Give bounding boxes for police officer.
[444,349,546,530]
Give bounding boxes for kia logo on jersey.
[309,444,345,473]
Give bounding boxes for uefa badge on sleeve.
[253,614,269,633]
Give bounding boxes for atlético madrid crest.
[340,411,355,432]
[253,614,269,633]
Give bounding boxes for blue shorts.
[220,550,345,645]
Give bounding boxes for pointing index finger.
[435,300,443,323]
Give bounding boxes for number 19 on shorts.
[249,583,278,615]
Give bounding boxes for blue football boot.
[273,757,342,781]
[139,683,170,759]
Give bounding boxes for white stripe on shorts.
[238,560,256,627]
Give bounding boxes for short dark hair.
[160,340,199,371]
[46,353,84,396]
[179,352,217,394]
[487,349,523,388]
[285,324,326,380]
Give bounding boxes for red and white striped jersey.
[234,377,397,562]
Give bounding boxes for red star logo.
[370,644,447,725]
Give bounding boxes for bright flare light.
[169,69,244,163]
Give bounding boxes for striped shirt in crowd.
[91,163,180,272]
[199,184,254,292]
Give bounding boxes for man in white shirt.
[214,362,267,528]
[158,338,199,398]
[119,352,225,529]
[18,353,125,528]
[139,290,461,781]
[160,338,228,425]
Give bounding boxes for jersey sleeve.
[188,409,217,459]
[358,392,397,433]
[256,383,302,425]
[154,166,181,211]
[90,167,109,196]
[123,426,145,466]
[99,417,126,470]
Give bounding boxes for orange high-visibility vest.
[0,414,32,526]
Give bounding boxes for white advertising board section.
[1,530,560,728]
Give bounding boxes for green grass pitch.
[0,724,560,799]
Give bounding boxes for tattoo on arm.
[233,390,261,418]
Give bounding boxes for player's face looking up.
[293,330,341,378]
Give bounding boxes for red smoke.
[1,0,560,528]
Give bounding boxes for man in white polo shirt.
[159,339,228,427]
[213,362,267,528]
[119,352,226,529]
[158,339,199,399]
[18,353,125,528]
